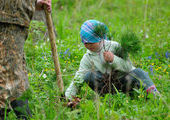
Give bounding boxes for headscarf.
[80,20,109,43]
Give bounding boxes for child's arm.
[110,54,135,72]
[65,54,91,100]
[105,41,135,72]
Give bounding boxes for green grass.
[8,0,169,119]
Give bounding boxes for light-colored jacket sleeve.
[109,41,135,72]
[65,54,92,100]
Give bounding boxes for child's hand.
[103,51,114,63]
[67,97,81,109]
[36,0,51,12]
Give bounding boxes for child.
[65,20,159,100]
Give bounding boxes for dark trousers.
[84,68,154,95]
[0,99,32,120]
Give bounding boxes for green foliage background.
[9,0,169,119]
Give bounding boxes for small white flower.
[146,34,149,38]
[43,42,46,46]
[78,44,81,47]
[63,69,66,72]
[43,74,47,78]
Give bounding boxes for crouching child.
[65,20,159,103]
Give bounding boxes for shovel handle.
[44,3,64,92]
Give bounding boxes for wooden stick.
[44,2,64,92]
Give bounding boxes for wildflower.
[155,68,158,71]
[155,52,159,57]
[59,52,63,58]
[44,68,48,72]
[68,61,71,64]
[151,63,154,66]
[165,51,170,58]
[74,56,78,58]
[64,48,70,55]
[169,65,170,67]
[146,34,149,38]
[40,45,43,48]
[72,60,75,62]
[59,52,62,55]
[163,69,166,72]
[28,73,31,76]
[43,74,47,78]
[63,69,66,72]
[166,72,169,74]
[158,67,162,69]
[148,56,152,60]
[149,65,153,74]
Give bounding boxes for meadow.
[9,0,169,119]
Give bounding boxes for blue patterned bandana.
[80,20,109,43]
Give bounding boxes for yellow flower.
[167,114,170,119]
[44,68,48,72]
[166,72,169,74]
[64,61,67,63]
[68,61,71,64]
[155,68,158,71]
[168,65,170,67]
[74,56,78,58]
[163,69,166,72]
[158,67,162,69]
[72,60,75,62]
[28,73,31,76]
[152,63,154,66]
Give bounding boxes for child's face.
[84,42,101,52]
